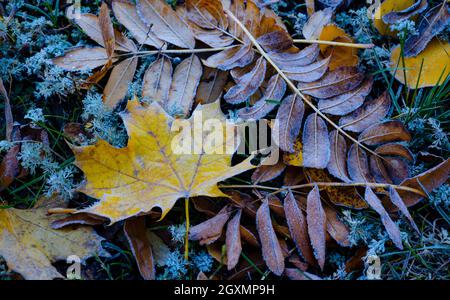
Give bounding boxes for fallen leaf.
[369,155,393,184]
[372,0,417,36]
[269,44,320,70]
[104,56,138,108]
[189,206,232,245]
[382,0,428,24]
[283,138,303,167]
[51,213,107,229]
[306,186,326,270]
[52,47,113,71]
[204,44,255,71]
[99,2,115,59]
[72,100,256,223]
[256,198,285,276]
[358,121,411,146]
[302,8,333,39]
[389,187,419,233]
[327,130,351,183]
[142,57,172,105]
[324,205,351,247]
[0,145,20,192]
[364,187,403,249]
[283,166,305,186]
[285,268,322,280]
[347,144,375,182]
[226,209,242,270]
[273,95,304,153]
[251,159,286,183]
[284,55,331,82]
[339,91,391,133]
[384,157,410,184]
[375,143,414,162]
[302,113,330,169]
[319,24,358,71]
[195,67,228,104]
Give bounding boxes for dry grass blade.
[302,113,330,169]
[274,95,304,153]
[104,56,138,108]
[327,130,351,183]
[364,187,403,249]
[124,217,155,280]
[306,185,326,270]
[256,198,285,276]
[358,121,411,146]
[142,57,172,105]
[226,209,242,270]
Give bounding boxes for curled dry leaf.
[302,8,333,40]
[166,55,203,117]
[382,0,428,24]
[339,91,391,133]
[283,190,316,266]
[319,24,358,71]
[318,77,373,116]
[189,205,232,245]
[256,199,285,276]
[195,67,229,104]
[302,113,330,169]
[104,56,139,108]
[251,159,286,183]
[142,57,172,105]
[273,95,304,153]
[124,217,155,280]
[327,130,351,183]
[306,186,326,270]
[364,187,403,249]
[391,38,450,89]
[404,3,450,57]
[136,0,196,49]
[51,213,107,229]
[226,209,242,270]
[358,121,411,146]
[298,66,364,99]
[347,144,374,182]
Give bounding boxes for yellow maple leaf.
[0,202,108,280]
[390,38,450,89]
[72,100,255,223]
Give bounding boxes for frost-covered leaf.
[302,8,333,39]
[273,95,305,153]
[327,130,351,183]
[382,0,428,24]
[302,113,330,169]
[190,205,232,245]
[104,56,138,108]
[358,121,411,146]
[142,57,172,105]
[306,186,326,270]
[226,209,242,270]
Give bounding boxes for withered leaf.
[136,0,196,48]
[347,144,374,182]
[327,130,351,183]
[389,187,419,233]
[269,44,320,70]
[226,209,242,270]
[397,158,450,208]
[306,186,326,270]
[167,55,203,117]
[0,145,20,192]
[124,217,155,280]
[298,67,364,99]
[99,2,115,59]
[52,47,113,71]
[224,56,267,104]
[0,78,12,141]
[283,138,303,167]
[283,166,305,186]
[384,157,410,184]
[104,56,138,108]
[51,213,107,229]
[339,91,391,133]
[302,8,333,39]
[382,0,428,24]
[195,67,228,104]
[142,57,172,104]
[302,113,330,169]
[256,199,285,276]
[112,0,164,48]
[324,205,350,247]
[404,3,450,57]
[370,155,393,184]
[189,205,232,245]
[274,95,304,153]
[251,159,286,183]
[358,121,411,146]
[284,55,331,83]
[285,268,322,280]
[237,74,286,120]
[284,190,316,266]
[318,77,373,116]
[364,187,403,249]
[204,44,255,71]
[240,225,260,248]
[375,143,414,162]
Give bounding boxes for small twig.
[48,208,77,215]
[293,39,374,49]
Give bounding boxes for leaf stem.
[184,197,190,261]
[293,39,374,49]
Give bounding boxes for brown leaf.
[302,8,333,39]
[112,0,164,48]
[0,78,12,141]
[327,130,351,183]
[167,55,203,117]
[397,158,450,208]
[302,113,330,169]
[364,187,403,249]
[306,185,326,270]
[103,56,138,108]
[195,67,228,104]
[347,144,375,182]
[52,47,112,71]
[269,44,320,70]
[283,166,305,186]
[191,197,222,217]
[237,74,286,120]
[358,121,411,146]
[298,67,364,99]
[382,0,428,24]
[240,225,260,247]
[369,155,393,184]
[189,205,232,245]
[0,145,20,192]
[384,157,410,184]
[285,268,322,280]
[339,91,391,133]
[136,0,196,48]
[284,190,316,266]
[404,3,450,57]
[204,44,255,70]
[224,56,267,104]
[389,187,419,233]
[142,57,172,105]
[375,143,414,162]
[318,77,373,116]
[284,55,331,83]
[51,213,107,229]
[274,95,304,153]
[226,190,257,217]
[251,159,286,183]
[124,217,155,280]
[324,205,350,247]
[226,209,242,270]
[256,198,285,276]
[99,2,115,59]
